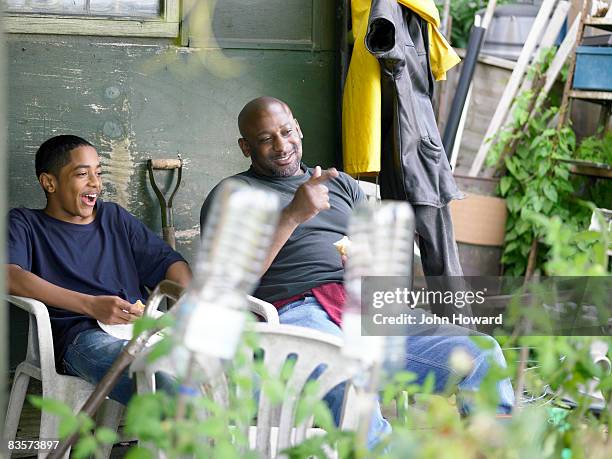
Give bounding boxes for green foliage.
[28,288,611,458]
[486,48,610,276]
[30,329,612,458]
[28,395,117,459]
[531,211,610,276]
[575,131,612,164]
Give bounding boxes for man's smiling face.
[239,102,304,177]
[41,145,102,224]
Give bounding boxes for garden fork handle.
[147,157,183,249]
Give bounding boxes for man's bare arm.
[7,264,141,324]
[260,166,339,274]
[165,261,192,288]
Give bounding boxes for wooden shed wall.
[6,1,339,370]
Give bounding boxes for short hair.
[35,135,93,178]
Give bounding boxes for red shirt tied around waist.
[272,282,346,326]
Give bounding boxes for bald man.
[200,97,514,446]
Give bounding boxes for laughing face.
[40,145,102,224]
[238,102,304,177]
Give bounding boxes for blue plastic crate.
[573,46,612,91]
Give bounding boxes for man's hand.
[284,166,339,224]
[87,296,143,325]
[258,166,339,275]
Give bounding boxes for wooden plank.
[455,48,516,70]
[4,15,179,37]
[518,0,570,94]
[542,15,582,96]
[468,0,558,177]
[569,90,612,101]
[558,1,590,126]
[569,164,612,178]
[483,16,581,177]
[585,17,612,31]
[187,0,331,51]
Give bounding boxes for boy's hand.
[88,295,143,324]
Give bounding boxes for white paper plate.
[98,310,164,342]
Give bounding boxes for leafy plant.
[29,326,612,458]
[575,131,612,164]
[28,396,117,459]
[27,289,612,458]
[486,48,610,276]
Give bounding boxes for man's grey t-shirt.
[200,164,366,302]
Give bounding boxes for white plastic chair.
[130,321,364,459]
[4,295,124,459]
[243,323,361,458]
[247,295,280,324]
[130,295,279,394]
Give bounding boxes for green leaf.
[212,441,241,459]
[146,336,174,363]
[95,426,118,445]
[499,176,512,195]
[28,396,73,417]
[58,416,80,438]
[132,315,162,338]
[76,413,95,432]
[197,418,226,438]
[280,357,297,382]
[312,401,335,432]
[504,241,519,253]
[72,436,98,459]
[543,183,558,202]
[125,446,155,459]
[262,379,285,405]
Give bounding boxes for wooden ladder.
[558,1,612,128]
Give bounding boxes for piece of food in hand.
[334,236,352,257]
[134,300,145,312]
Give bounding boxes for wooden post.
[558,0,590,126]
[514,239,539,407]
[0,6,7,428]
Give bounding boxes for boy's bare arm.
[165,261,192,288]
[7,264,141,324]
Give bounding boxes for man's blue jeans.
[63,328,175,405]
[278,296,515,447]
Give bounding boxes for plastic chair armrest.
[6,295,57,378]
[246,296,280,324]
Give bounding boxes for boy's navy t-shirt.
[7,200,185,367]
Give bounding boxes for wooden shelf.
[568,90,612,101]
[557,158,612,179]
[585,17,612,31]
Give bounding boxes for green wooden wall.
[6,0,340,369]
[1,14,8,414]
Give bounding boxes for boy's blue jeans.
[62,328,176,405]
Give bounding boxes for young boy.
[7,135,192,404]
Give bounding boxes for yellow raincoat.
[342,0,460,175]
